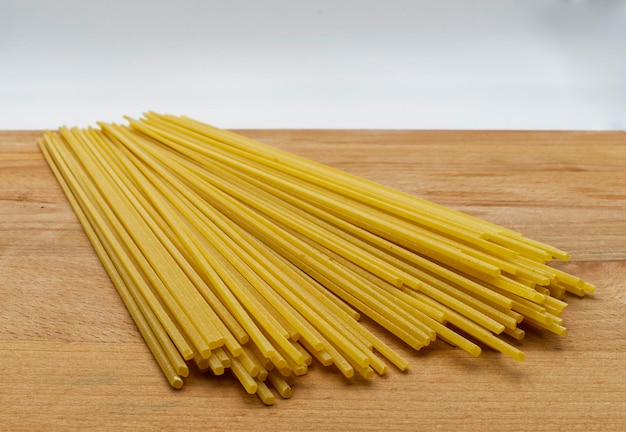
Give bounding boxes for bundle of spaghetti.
[38,113,595,405]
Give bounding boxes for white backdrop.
[1,0,624,130]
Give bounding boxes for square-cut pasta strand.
[299,338,334,367]
[267,370,292,399]
[226,351,258,395]
[254,380,276,406]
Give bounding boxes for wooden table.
[1,129,625,431]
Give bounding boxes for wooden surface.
[1,129,625,431]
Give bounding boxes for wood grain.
[1,129,625,431]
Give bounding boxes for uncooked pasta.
[38,113,594,405]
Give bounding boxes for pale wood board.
[1,129,625,431]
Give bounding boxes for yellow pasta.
[39,138,187,387]
[267,370,292,399]
[38,112,594,405]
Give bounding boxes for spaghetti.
[38,113,594,405]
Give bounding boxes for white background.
[1,0,625,130]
